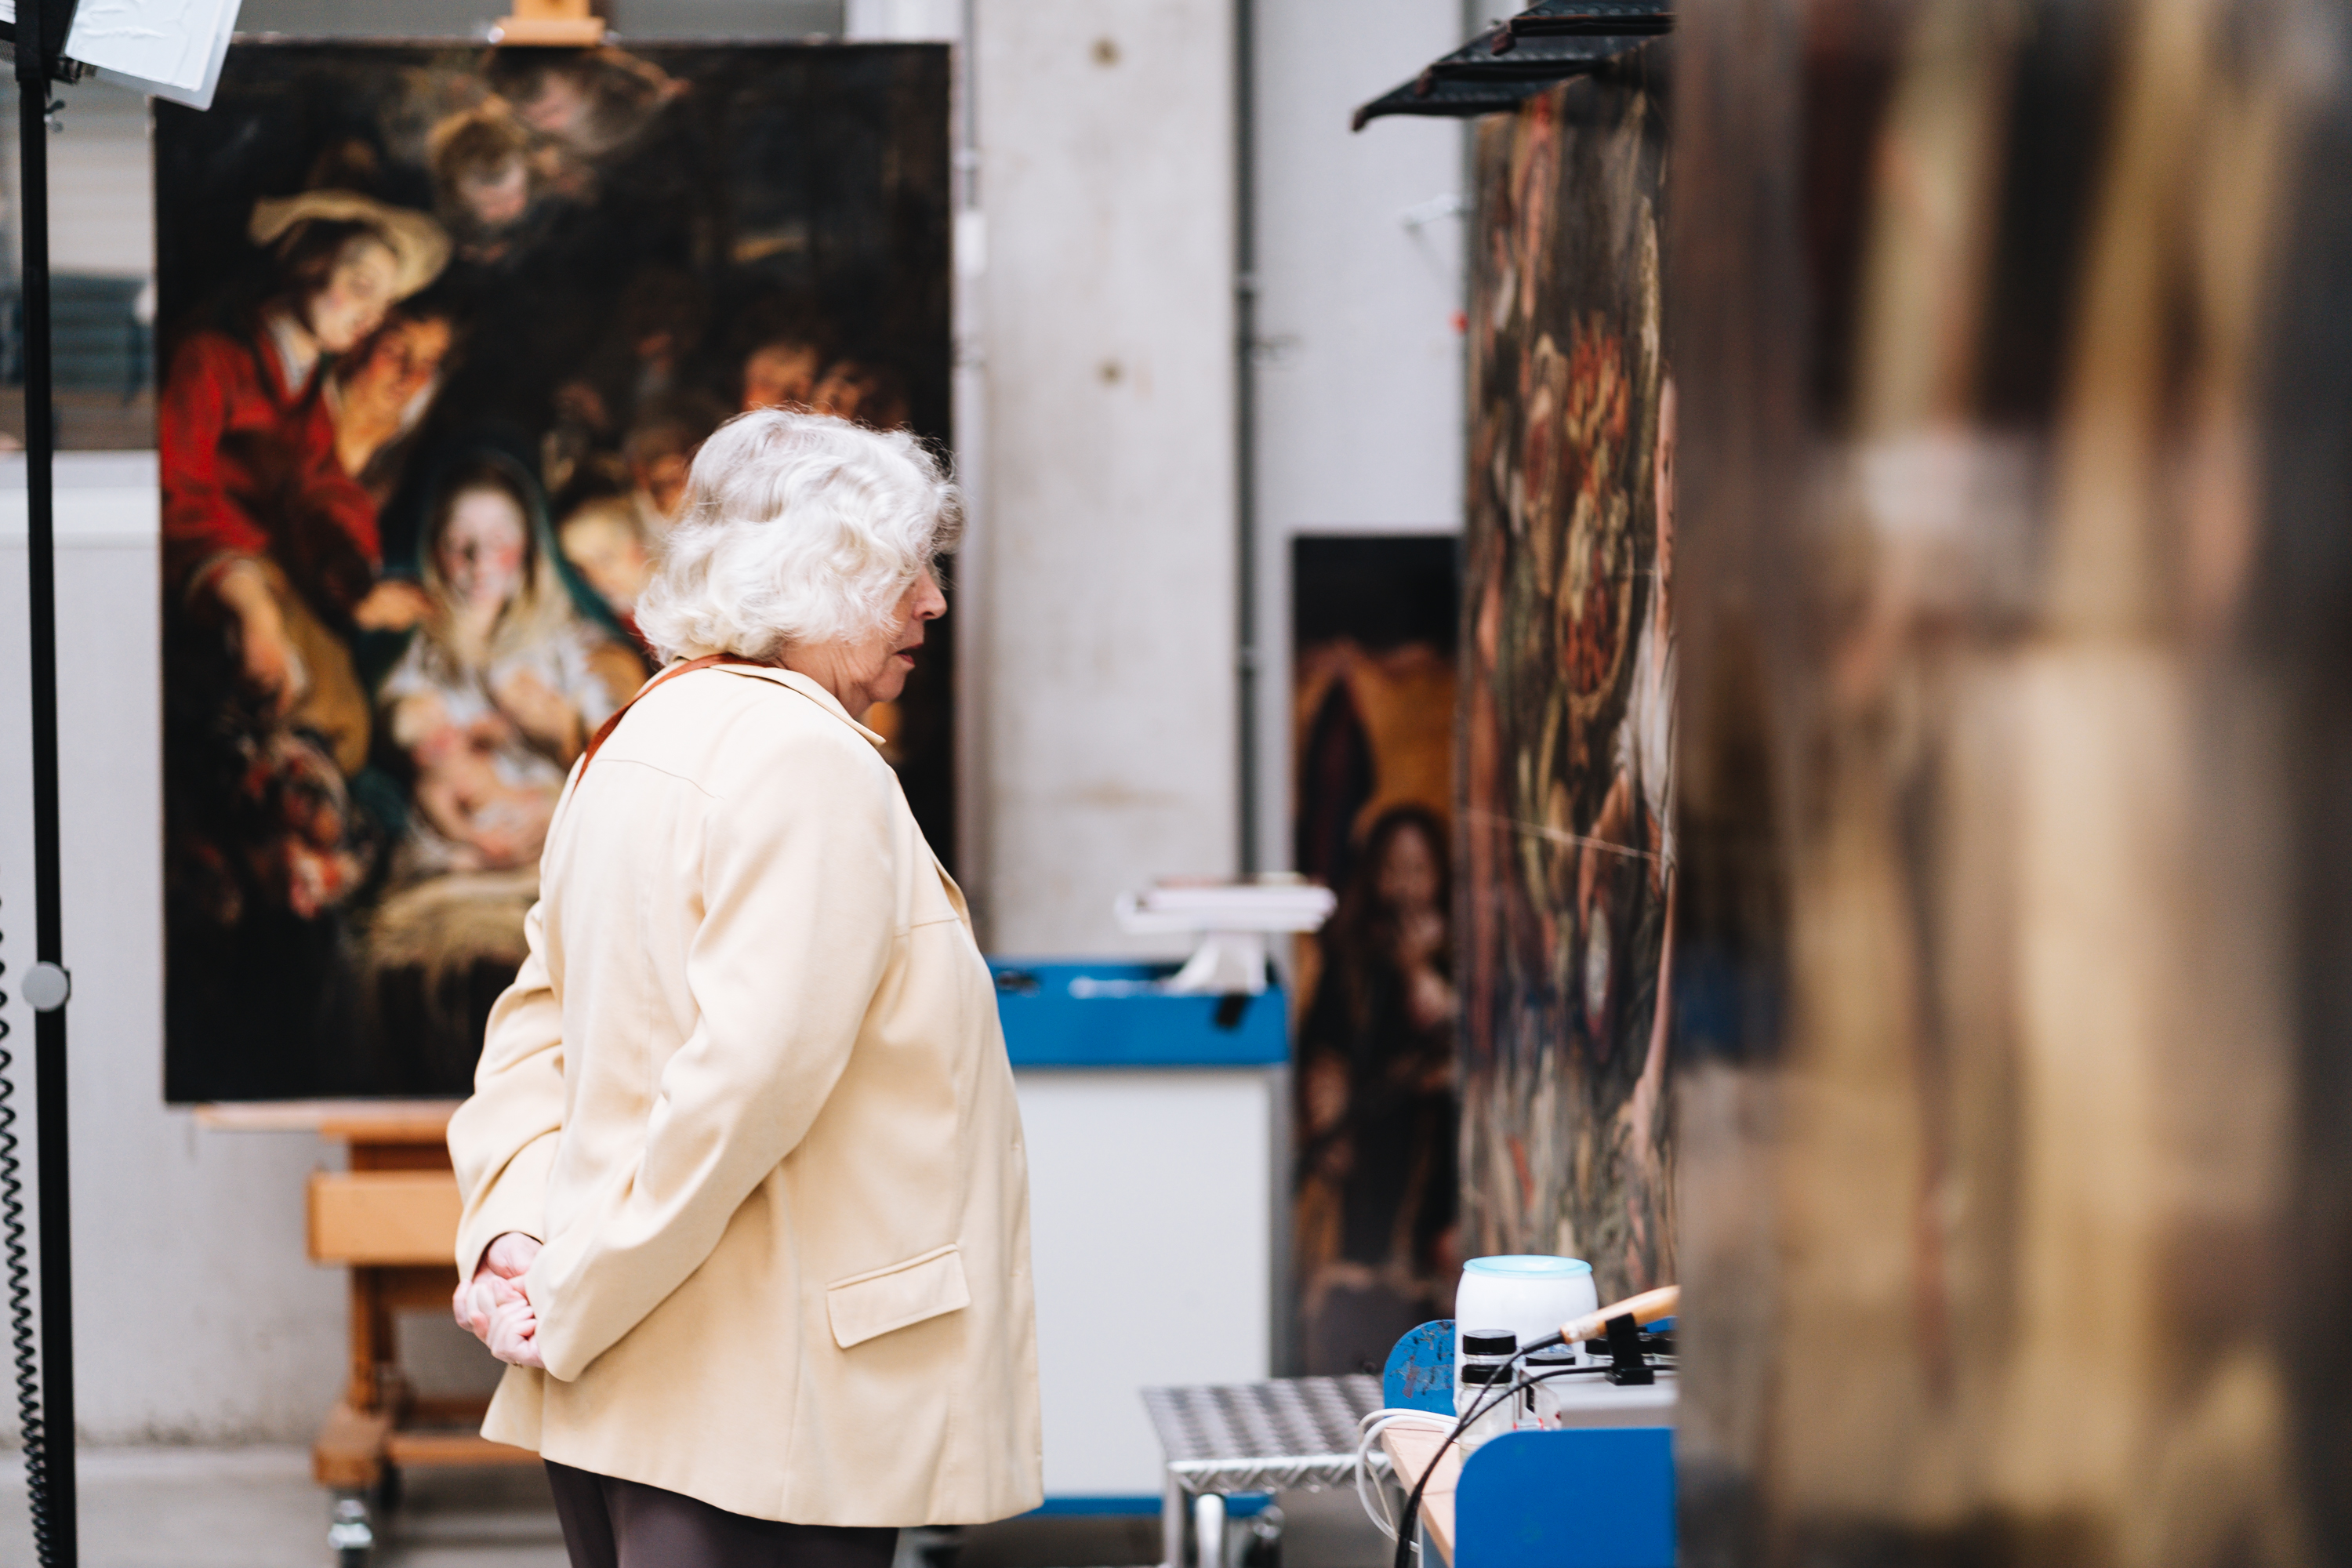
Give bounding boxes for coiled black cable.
[0,906,55,1565]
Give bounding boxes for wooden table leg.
[314,1400,393,1492]
[349,1265,387,1414]
[317,1265,394,1493]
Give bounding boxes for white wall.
[0,80,152,287]
[967,0,1240,956]
[27,89,152,279]
[0,461,361,1443]
[843,0,956,38]
[1249,0,1467,874]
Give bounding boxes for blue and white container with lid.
[1453,1254,1599,1406]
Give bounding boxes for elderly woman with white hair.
[446,408,1040,1568]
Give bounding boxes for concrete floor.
[0,1450,1392,1568]
[0,1448,567,1567]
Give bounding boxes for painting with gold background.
[1290,535,1461,1374]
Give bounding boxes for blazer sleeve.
[448,900,567,1280]
[524,731,902,1381]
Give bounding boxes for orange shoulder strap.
[574,653,768,783]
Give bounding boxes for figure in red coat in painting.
[160,191,449,924]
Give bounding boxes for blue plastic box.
[988,960,1288,1068]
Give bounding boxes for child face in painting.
[307,235,401,354]
[438,486,531,612]
[810,361,906,429]
[560,508,652,613]
[459,154,531,228]
[808,362,866,421]
[742,341,821,412]
[635,453,692,523]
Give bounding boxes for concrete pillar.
[969,0,1238,953]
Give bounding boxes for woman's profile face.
[858,568,947,708]
[793,566,946,721]
[439,486,531,612]
[307,235,400,354]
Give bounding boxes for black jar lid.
[1460,1362,1513,1385]
[1461,1329,1517,1355]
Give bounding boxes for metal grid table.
[1142,1376,1386,1568]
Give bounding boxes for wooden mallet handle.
[1562,1284,1679,1345]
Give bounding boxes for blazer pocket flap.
[826,1243,971,1349]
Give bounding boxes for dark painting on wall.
[155,42,951,1101]
[1290,535,1461,1374]
[1458,52,1673,1302]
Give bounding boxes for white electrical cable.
[1352,1408,1457,1544]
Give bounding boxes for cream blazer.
[447,663,1042,1526]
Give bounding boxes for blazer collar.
[712,663,889,750]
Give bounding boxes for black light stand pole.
[13,0,78,1558]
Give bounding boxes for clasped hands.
[452,1230,546,1369]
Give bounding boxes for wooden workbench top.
[1381,1425,1465,1566]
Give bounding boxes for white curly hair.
[633,408,961,662]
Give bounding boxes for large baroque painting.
[156,42,951,1100]
[1458,51,1673,1301]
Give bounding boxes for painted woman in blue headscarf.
[377,448,641,879]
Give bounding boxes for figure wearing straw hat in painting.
[158,191,450,1093]
[161,190,451,784]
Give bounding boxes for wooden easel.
[492,0,606,47]
[198,1101,539,1501]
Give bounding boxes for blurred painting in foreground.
[156,42,950,1100]
[1290,535,1459,1374]
[1458,49,1673,1306]
[1673,0,2352,1561]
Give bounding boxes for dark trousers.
[546,1461,902,1568]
